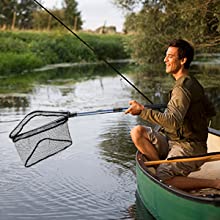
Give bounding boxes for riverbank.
[0,30,130,75]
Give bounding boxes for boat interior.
[188,130,220,196]
[142,129,220,197]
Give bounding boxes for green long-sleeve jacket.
[140,75,216,142]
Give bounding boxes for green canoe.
[136,128,220,220]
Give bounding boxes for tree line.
[114,0,220,64]
[0,0,82,30]
[1,0,219,66]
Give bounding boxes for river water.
[0,61,219,219]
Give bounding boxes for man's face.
[164,46,182,74]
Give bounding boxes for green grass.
[0,30,130,75]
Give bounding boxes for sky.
[42,0,125,32]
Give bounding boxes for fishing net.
[9,111,72,167]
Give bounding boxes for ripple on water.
[0,75,137,220]
[1,148,136,220]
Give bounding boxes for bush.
[0,31,130,75]
[0,52,44,75]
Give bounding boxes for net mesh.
[9,111,72,167]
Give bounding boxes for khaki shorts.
[144,126,207,181]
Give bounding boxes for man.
[125,39,219,190]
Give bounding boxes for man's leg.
[157,142,220,190]
[130,125,160,161]
[165,176,220,190]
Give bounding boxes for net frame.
[9,110,72,167]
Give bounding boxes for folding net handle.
[9,111,72,167]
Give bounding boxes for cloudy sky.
[42,0,125,32]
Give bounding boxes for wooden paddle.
[144,152,220,166]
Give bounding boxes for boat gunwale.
[208,127,220,137]
[136,128,220,206]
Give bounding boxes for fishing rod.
[69,104,166,117]
[32,0,153,104]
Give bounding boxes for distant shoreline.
[0,30,130,76]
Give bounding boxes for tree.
[0,0,39,29]
[114,0,220,65]
[113,0,143,11]
[32,9,66,30]
[62,0,83,30]
[0,0,17,28]
[0,0,83,31]
[16,0,39,29]
[123,12,138,33]
[32,0,83,31]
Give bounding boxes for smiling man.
[125,39,220,190]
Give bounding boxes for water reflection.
[0,63,139,220]
[0,62,131,94]
[134,193,156,220]
[0,95,29,108]
[99,115,137,171]
[0,60,219,219]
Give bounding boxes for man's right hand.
[125,100,145,115]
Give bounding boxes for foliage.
[0,0,17,27]
[63,0,83,30]
[0,0,83,30]
[113,0,143,11]
[0,52,43,75]
[16,0,39,29]
[123,13,138,33]
[114,0,220,65]
[0,0,39,29]
[32,9,65,30]
[32,0,83,30]
[0,31,130,75]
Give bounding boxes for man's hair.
[168,39,194,69]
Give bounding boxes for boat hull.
[136,128,220,220]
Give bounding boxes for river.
[0,61,219,219]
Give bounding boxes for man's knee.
[130,125,146,141]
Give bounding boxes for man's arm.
[137,86,191,130]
